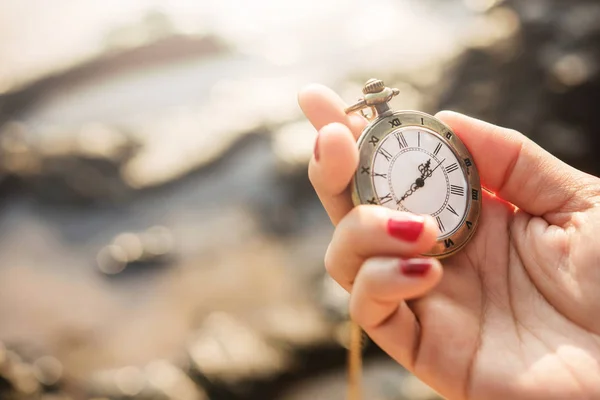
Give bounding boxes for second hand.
[428,157,446,177]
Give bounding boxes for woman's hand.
[298,84,600,400]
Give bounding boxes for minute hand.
[423,158,446,181]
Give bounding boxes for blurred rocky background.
[0,0,598,399]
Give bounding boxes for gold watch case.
[346,80,482,259]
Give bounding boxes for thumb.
[436,111,592,220]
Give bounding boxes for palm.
[411,193,600,399]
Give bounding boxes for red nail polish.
[400,260,431,277]
[314,133,320,162]
[387,216,424,242]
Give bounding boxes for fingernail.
[387,215,424,242]
[314,133,320,162]
[400,259,431,277]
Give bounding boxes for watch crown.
[345,78,400,121]
[363,79,385,94]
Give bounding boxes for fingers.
[350,256,443,368]
[327,205,442,369]
[298,83,368,139]
[298,84,370,225]
[436,111,588,218]
[308,123,359,225]
[325,206,439,291]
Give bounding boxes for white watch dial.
[371,127,469,238]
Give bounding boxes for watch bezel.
[350,110,482,259]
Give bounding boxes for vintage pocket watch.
[346,78,481,258]
[342,79,482,400]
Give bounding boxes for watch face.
[352,111,481,257]
[371,126,468,238]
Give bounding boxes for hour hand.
[418,158,445,188]
[398,183,418,203]
[418,159,432,178]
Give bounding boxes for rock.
[96,226,174,276]
[0,342,72,399]
[87,361,207,400]
[187,312,292,384]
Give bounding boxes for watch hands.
[398,182,419,203]
[398,158,446,204]
[418,159,432,179]
[398,160,431,203]
[425,157,446,179]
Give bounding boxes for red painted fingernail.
[387,216,424,242]
[314,133,320,162]
[400,260,431,277]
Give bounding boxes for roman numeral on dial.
[450,185,465,196]
[446,204,459,216]
[445,163,459,174]
[436,216,445,233]
[378,148,393,161]
[433,143,442,156]
[395,132,408,149]
[379,193,393,204]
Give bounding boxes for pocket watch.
[346,78,481,258]
[342,79,482,400]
